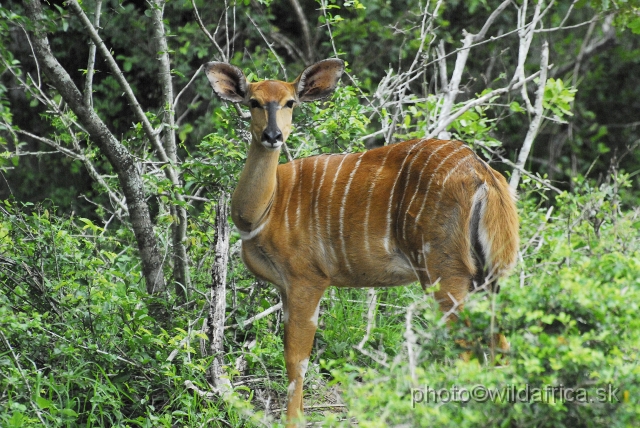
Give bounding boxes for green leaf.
[35,396,53,409]
[509,101,525,113]
[629,16,640,34]
[60,408,78,417]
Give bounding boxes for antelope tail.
[470,175,519,292]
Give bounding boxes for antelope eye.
[284,100,295,108]
[249,99,261,109]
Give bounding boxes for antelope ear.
[294,59,345,102]
[205,62,248,103]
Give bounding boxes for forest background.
[1,0,639,426]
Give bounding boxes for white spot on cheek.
[310,302,320,327]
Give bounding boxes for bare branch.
[225,302,283,330]
[191,0,226,60]
[83,0,101,108]
[427,70,542,139]
[287,0,314,63]
[246,13,287,79]
[174,65,203,110]
[512,0,543,114]
[356,288,377,349]
[405,302,418,384]
[67,0,171,164]
[435,0,511,138]
[510,41,550,190]
[553,14,616,77]
[149,0,191,301]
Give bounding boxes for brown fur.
[205,60,519,427]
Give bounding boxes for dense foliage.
[0,0,639,426]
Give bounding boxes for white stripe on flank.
[401,140,452,240]
[295,159,304,228]
[431,154,473,217]
[385,140,424,251]
[315,156,331,257]
[414,144,466,226]
[310,156,319,207]
[284,161,297,231]
[363,150,391,254]
[395,142,431,219]
[326,156,349,258]
[238,220,268,241]
[339,153,363,272]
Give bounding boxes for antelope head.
[204,59,345,150]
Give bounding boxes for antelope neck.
[230,139,280,233]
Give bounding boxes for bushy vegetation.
[1,172,638,426]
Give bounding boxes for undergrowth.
[1,173,638,427]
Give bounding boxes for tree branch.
[23,0,166,295]
[149,0,191,301]
[67,0,171,165]
[287,0,314,63]
[553,15,616,77]
[435,0,511,138]
[510,41,550,190]
[83,0,101,108]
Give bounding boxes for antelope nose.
[262,128,282,145]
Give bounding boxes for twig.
[41,327,138,367]
[427,70,542,139]
[483,145,562,194]
[287,0,314,63]
[245,13,287,79]
[225,302,283,330]
[67,0,171,165]
[174,64,203,109]
[0,331,47,425]
[190,0,226,60]
[83,0,102,108]
[356,289,377,349]
[271,403,347,413]
[521,206,555,255]
[319,0,339,58]
[405,302,418,384]
[510,41,549,190]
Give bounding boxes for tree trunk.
[149,0,190,302]
[208,192,232,392]
[24,0,166,296]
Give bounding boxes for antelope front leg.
[282,283,326,427]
